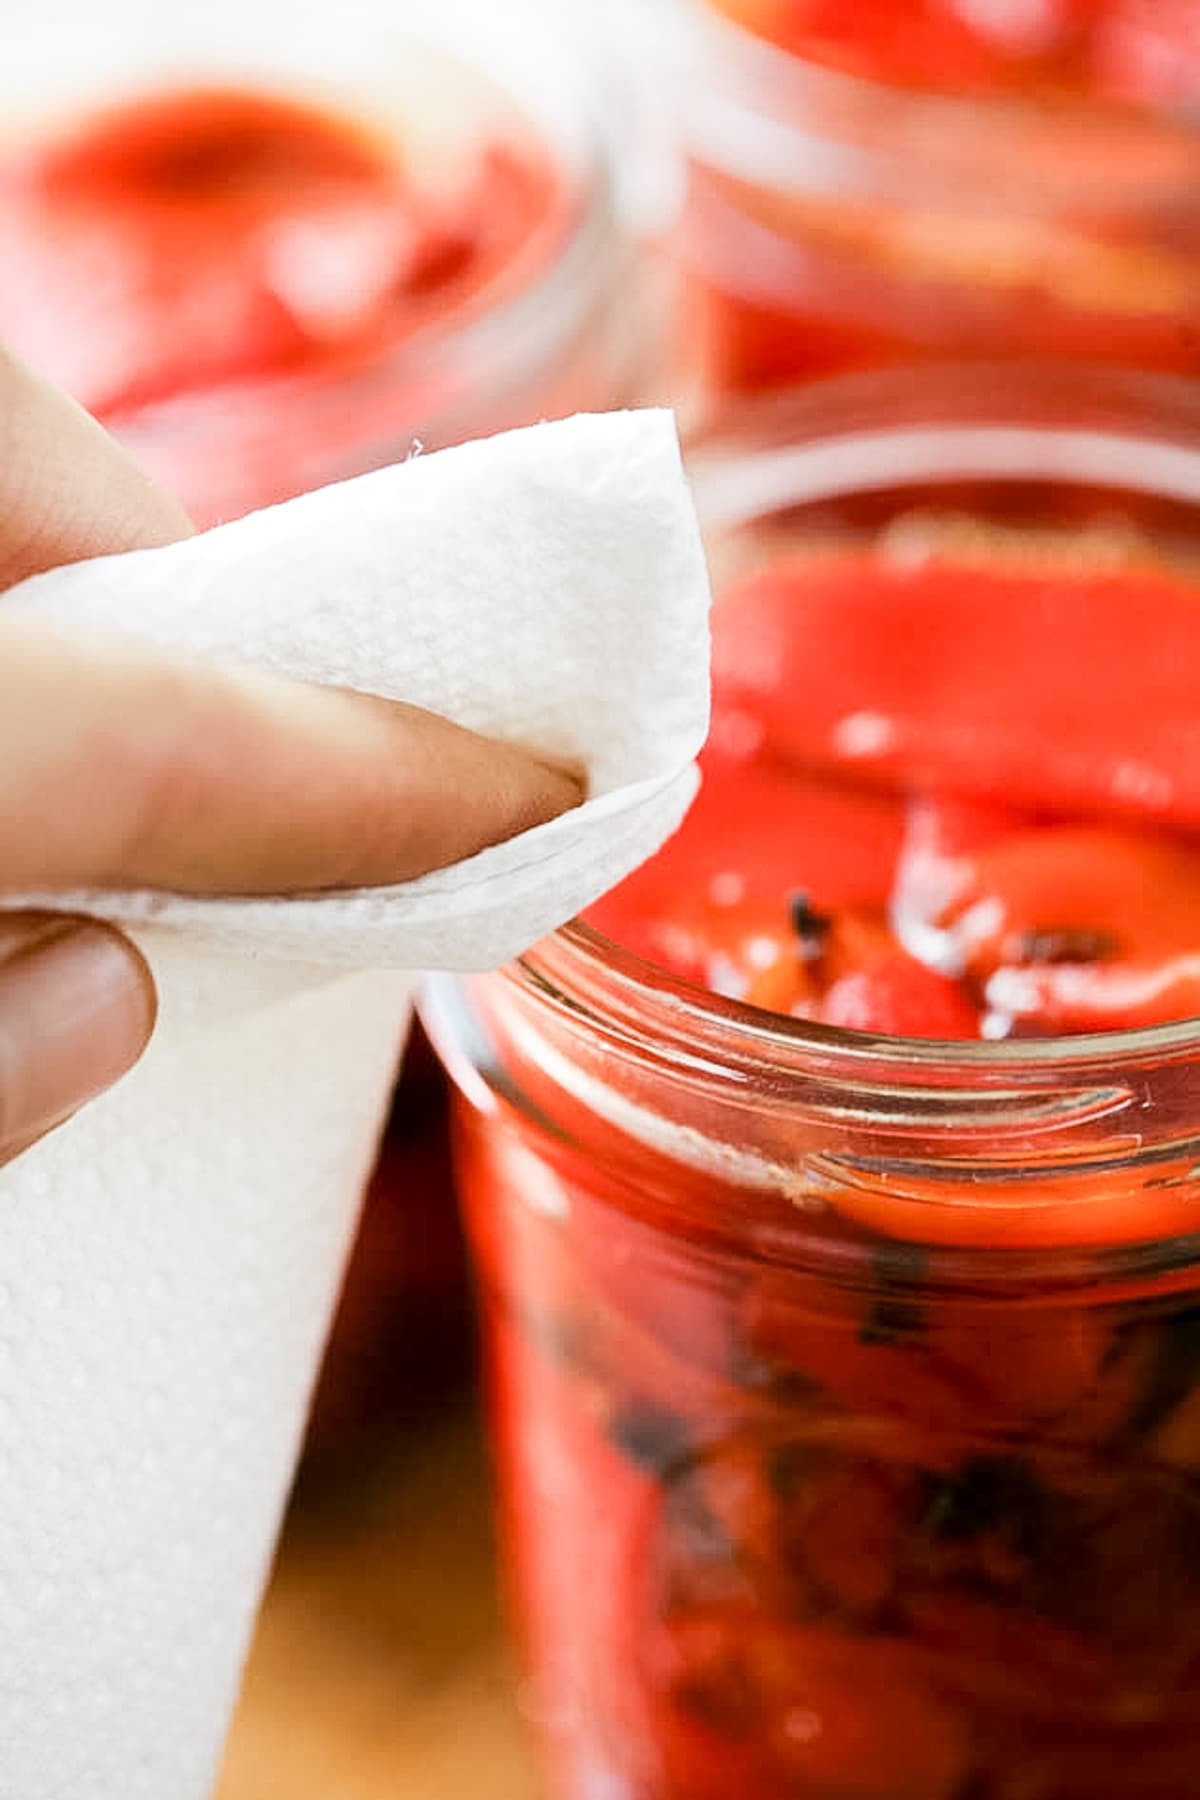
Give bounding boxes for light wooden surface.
[216,1407,542,1800]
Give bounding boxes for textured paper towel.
[0,409,711,1800]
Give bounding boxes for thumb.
[0,915,157,1168]
[0,348,182,1167]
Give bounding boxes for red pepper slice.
[742,1269,986,1435]
[647,1610,969,1798]
[891,794,1035,963]
[926,823,1200,1033]
[588,748,905,980]
[940,826,1200,973]
[1091,0,1200,109]
[705,0,1200,110]
[0,90,411,413]
[706,0,1039,91]
[713,549,1200,829]
[987,953,1200,1034]
[819,953,980,1038]
[0,87,549,417]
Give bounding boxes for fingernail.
[0,915,157,1164]
[505,755,587,832]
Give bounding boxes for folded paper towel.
[7,407,710,967]
[0,410,711,1799]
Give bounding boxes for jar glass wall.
[426,367,1200,1799]
[668,2,1200,426]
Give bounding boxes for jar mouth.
[2,0,632,489]
[523,361,1200,1084]
[524,919,1200,1080]
[676,1,1200,214]
[688,364,1200,530]
[112,59,619,419]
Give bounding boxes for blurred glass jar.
[0,0,666,526]
[664,0,1200,424]
[425,366,1200,1798]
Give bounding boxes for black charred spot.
[861,1296,925,1345]
[1130,1303,1200,1438]
[952,1775,992,1800]
[919,1455,1050,1557]
[861,1242,928,1345]
[608,1400,694,1475]
[1016,927,1120,965]
[767,1439,826,1500]
[1133,1232,1200,1274]
[789,892,834,958]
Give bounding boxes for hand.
[0,348,580,1166]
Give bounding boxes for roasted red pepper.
[590,529,1200,1050]
[706,0,1200,109]
[0,85,556,422]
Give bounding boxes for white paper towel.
[0,409,711,1800]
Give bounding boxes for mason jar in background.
[0,0,669,526]
[425,367,1200,1799]
[0,0,678,1454]
[661,0,1200,428]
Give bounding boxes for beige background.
[217,1409,542,1800]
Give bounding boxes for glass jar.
[666,0,1200,427]
[0,0,662,527]
[424,367,1200,1799]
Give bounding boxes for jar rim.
[519,918,1200,1080]
[673,1,1200,214]
[519,361,1200,1085]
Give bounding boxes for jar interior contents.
[682,2,1200,408]
[0,69,578,526]
[444,479,1200,1800]
[0,82,563,422]
[706,0,1200,109]
[590,511,1200,1044]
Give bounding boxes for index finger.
[0,349,581,897]
[0,614,581,895]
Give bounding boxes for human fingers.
[0,345,190,1158]
[0,614,581,895]
[0,915,157,1168]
